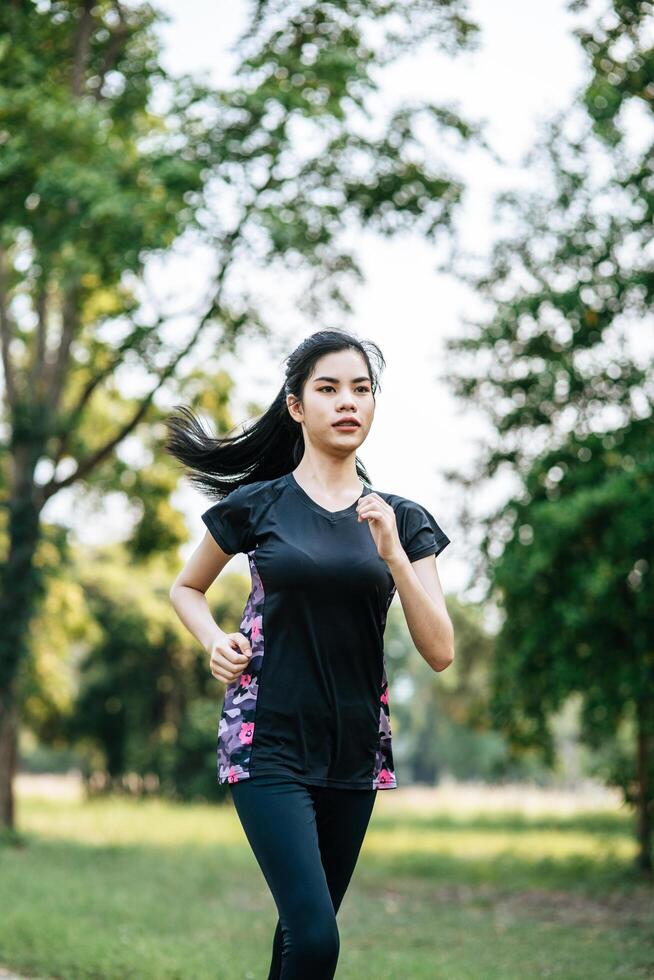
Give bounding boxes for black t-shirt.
[201,471,450,790]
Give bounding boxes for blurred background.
[1,0,653,977]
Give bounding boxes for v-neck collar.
[285,472,372,522]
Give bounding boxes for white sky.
[69,0,590,595]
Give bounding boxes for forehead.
[310,349,370,381]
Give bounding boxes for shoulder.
[224,475,282,502]
[374,489,416,511]
[201,475,284,555]
[209,474,285,507]
[375,489,451,562]
[374,489,430,520]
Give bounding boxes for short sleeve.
[201,485,255,556]
[397,498,450,563]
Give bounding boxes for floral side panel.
[217,552,264,785]
[372,584,398,789]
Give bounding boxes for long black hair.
[164,328,386,500]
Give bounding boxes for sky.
[75,0,590,595]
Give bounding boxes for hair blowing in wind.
[163,328,386,500]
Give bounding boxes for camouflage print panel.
[372,584,397,789]
[217,551,265,785]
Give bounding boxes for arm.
[386,551,454,672]
[356,491,455,672]
[169,532,252,683]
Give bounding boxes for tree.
[444,0,654,871]
[0,0,483,833]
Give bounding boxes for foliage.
[443,0,654,866]
[59,544,254,802]
[0,0,483,820]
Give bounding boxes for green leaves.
[443,1,654,855]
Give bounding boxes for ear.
[286,395,303,421]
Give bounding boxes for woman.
[166,328,455,979]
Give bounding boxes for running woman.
[166,328,455,979]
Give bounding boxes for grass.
[0,779,652,979]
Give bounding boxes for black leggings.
[229,776,377,979]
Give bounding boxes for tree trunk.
[0,681,19,831]
[635,698,653,875]
[0,485,43,833]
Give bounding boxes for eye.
[318,386,370,393]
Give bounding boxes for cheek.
[301,402,331,433]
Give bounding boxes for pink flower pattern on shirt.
[216,551,265,785]
[371,584,397,789]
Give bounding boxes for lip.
[332,418,360,428]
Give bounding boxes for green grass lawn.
[1,784,652,979]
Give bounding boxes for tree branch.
[71,0,95,98]
[0,245,18,412]
[93,2,131,102]
[44,283,80,413]
[36,286,233,504]
[29,278,48,394]
[49,312,168,469]
[36,171,277,504]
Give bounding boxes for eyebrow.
[313,376,371,384]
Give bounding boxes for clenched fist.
[208,632,252,684]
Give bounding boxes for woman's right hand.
[208,632,252,683]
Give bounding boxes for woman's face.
[288,348,375,453]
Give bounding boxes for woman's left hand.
[356,493,405,564]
